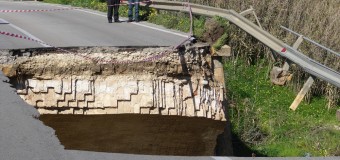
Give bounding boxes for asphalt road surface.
[0,0,188,49]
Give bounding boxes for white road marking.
[8,23,51,47]
[211,157,232,160]
[35,2,189,38]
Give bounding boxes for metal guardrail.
[280,26,340,57]
[149,0,340,88]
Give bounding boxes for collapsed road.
[0,43,233,155]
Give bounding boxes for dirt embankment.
[1,46,211,79]
[0,45,228,121]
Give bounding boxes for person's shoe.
[127,19,133,22]
[108,20,112,23]
[114,20,121,23]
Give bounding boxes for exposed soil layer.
[40,114,226,156]
[0,45,212,79]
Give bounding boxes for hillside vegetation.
[42,0,340,157]
[172,0,339,108]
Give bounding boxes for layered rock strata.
[1,45,226,121]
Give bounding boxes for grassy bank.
[225,59,339,156]
[41,0,340,157]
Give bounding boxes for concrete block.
[76,80,90,92]
[133,104,140,114]
[140,95,153,107]
[38,108,58,114]
[87,102,95,108]
[84,108,106,115]
[160,107,168,115]
[102,94,115,107]
[140,107,150,114]
[104,108,118,114]
[45,80,62,93]
[117,101,134,113]
[168,108,177,115]
[84,93,94,102]
[77,101,87,108]
[58,108,74,114]
[73,108,84,114]
[62,79,72,93]
[68,100,78,107]
[149,107,159,114]
[36,101,45,108]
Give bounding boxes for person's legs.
[113,0,120,21]
[134,0,139,21]
[107,6,113,23]
[128,0,134,21]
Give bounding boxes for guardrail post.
[240,6,278,63]
[283,35,303,71]
[284,35,315,111]
[289,76,314,111]
[239,6,263,29]
[270,32,304,86]
[239,7,254,16]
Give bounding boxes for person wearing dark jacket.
[107,0,120,23]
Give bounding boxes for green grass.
[148,10,206,39]
[225,59,340,156]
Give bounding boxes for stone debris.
[270,66,292,85]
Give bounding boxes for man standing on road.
[107,0,120,23]
[127,0,139,22]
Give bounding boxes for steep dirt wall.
[1,45,227,121]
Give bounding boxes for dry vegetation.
[171,0,340,108]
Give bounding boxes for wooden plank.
[292,35,304,49]
[289,76,314,111]
[239,7,254,16]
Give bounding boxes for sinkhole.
[1,46,233,156]
[40,114,229,156]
